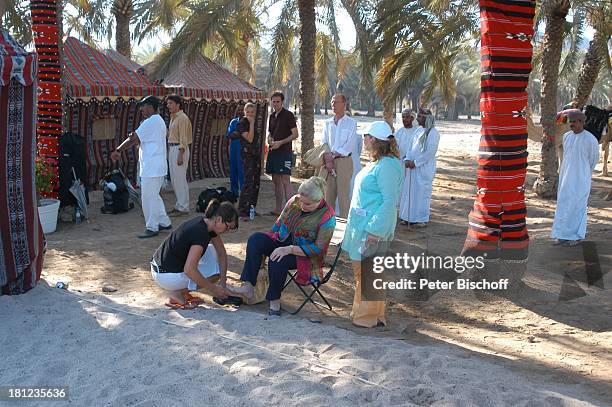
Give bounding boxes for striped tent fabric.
[31,0,62,197]
[66,98,143,187]
[63,37,162,186]
[169,99,268,182]
[160,54,263,101]
[64,37,163,98]
[462,0,535,262]
[63,38,267,187]
[0,31,44,295]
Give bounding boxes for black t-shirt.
[152,217,217,273]
[268,108,297,154]
[237,117,259,156]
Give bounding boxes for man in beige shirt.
[166,95,193,215]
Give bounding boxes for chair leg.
[284,283,333,315]
[283,271,296,290]
[311,285,333,310]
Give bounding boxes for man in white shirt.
[318,94,360,218]
[111,96,172,238]
[551,109,599,246]
[399,108,440,227]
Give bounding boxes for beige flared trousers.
[351,261,386,328]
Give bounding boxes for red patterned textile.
[31,0,61,197]
[462,0,534,261]
[0,31,44,295]
[65,98,142,186]
[64,38,162,98]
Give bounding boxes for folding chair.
[282,217,347,314]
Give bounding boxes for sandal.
[165,300,198,310]
[184,293,205,305]
[399,220,409,226]
[213,296,243,306]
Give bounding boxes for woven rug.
[0,31,44,295]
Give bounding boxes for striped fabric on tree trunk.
[31,0,62,197]
[462,0,535,262]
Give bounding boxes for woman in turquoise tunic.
[342,121,403,327]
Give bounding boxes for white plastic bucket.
[38,198,60,234]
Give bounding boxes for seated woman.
[231,177,336,316]
[150,200,237,309]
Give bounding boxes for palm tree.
[112,0,134,57]
[297,0,316,177]
[572,2,611,107]
[315,33,335,114]
[1,0,32,44]
[374,0,479,117]
[148,0,260,79]
[533,0,571,198]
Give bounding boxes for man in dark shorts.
[266,91,298,215]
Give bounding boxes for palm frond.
[148,0,245,79]
[267,0,297,89]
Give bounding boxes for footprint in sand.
[404,387,439,406]
[220,352,260,368]
[257,361,300,378]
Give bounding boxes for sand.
[1,115,610,406]
[1,283,607,406]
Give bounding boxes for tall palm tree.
[315,33,335,114]
[1,0,32,44]
[297,0,316,177]
[374,0,479,115]
[533,0,571,198]
[572,2,611,107]
[112,0,134,57]
[148,0,260,79]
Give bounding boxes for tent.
[113,50,269,216]
[0,31,44,295]
[63,37,164,187]
[152,54,267,181]
[64,37,268,189]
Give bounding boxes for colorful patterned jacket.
[265,195,336,285]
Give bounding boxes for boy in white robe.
[551,110,599,246]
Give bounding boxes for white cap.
[358,121,393,141]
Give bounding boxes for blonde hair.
[244,102,256,113]
[298,176,326,202]
[370,137,400,161]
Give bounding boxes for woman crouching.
[231,177,336,316]
[151,200,237,309]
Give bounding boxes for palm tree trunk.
[381,86,394,130]
[572,24,608,107]
[250,45,257,85]
[297,0,316,178]
[366,95,376,116]
[112,0,134,58]
[533,0,570,198]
